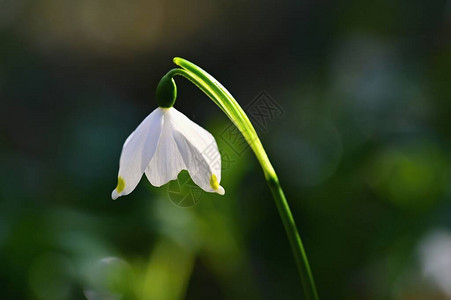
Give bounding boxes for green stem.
[163,57,319,299]
[267,176,319,300]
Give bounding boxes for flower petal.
[145,109,186,186]
[112,108,163,200]
[169,108,224,195]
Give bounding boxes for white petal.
[145,109,186,186]
[112,108,164,200]
[169,108,224,195]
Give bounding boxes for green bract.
[156,74,177,108]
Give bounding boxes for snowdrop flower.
[110,58,317,296]
[112,106,224,200]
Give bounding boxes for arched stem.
[161,58,319,300]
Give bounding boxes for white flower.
[112,107,224,200]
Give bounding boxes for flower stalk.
[162,57,319,299]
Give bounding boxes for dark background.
[1,0,451,299]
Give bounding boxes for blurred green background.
[1,0,451,299]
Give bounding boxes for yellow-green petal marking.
[210,174,219,190]
[116,176,125,193]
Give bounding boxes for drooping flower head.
[111,58,317,296]
[112,75,224,200]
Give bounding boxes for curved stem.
[164,58,319,299]
[166,68,230,119]
[267,176,319,300]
